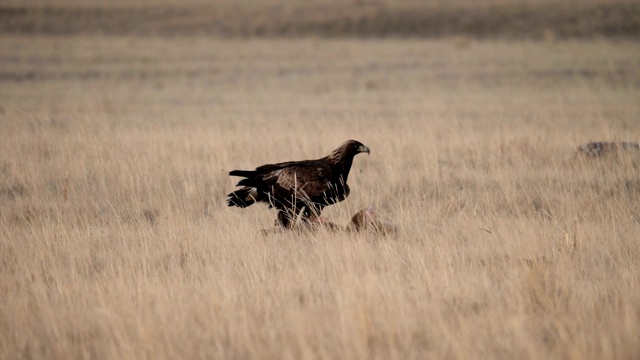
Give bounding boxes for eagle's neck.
[327,150,355,181]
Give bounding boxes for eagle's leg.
[276,206,326,229]
[307,212,343,231]
[305,205,323,222]
[303,207,330,226]
[276,207,304,228]
[275,207,312,229]
[276,210,293,228]
[308,214,327,224]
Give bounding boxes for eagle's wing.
[267,165,332,200]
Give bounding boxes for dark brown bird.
[227,140,370,228]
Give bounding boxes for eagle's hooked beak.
[359,145,370,155]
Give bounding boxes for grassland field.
[2,1,640,359]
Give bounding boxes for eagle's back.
[231,157,348,209]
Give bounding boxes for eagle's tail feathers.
[229,170,256,178]
[236,178,257,187]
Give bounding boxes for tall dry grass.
[1,36,640,359]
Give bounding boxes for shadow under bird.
[227,140,370,228]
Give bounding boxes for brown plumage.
[227,140,370,228]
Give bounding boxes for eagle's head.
[340,139,370,156]
[328,140,370,166]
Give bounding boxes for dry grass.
[1,35,640,359]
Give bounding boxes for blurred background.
[1,0,639,39]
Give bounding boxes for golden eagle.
[227,140,370,228]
